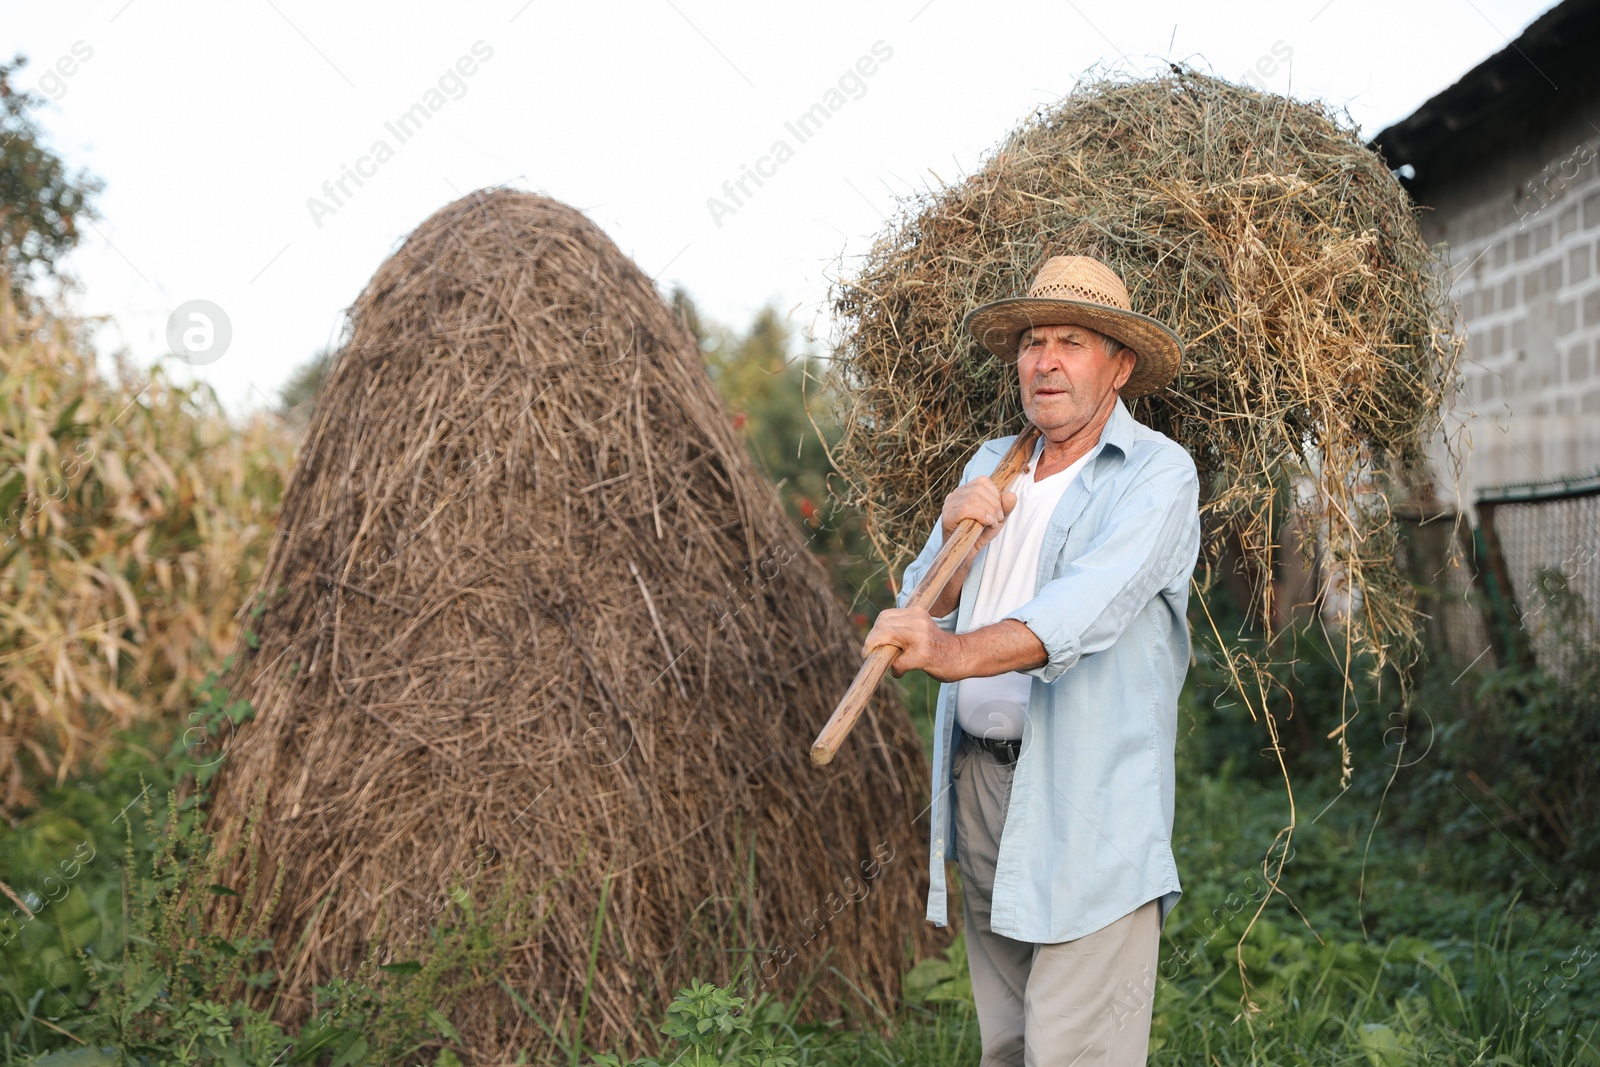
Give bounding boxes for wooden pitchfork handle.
[810,424,1042,766]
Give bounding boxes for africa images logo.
[166,299,232,365]
[305,41,495,229]
[705,41,894,228]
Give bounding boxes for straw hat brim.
[963,297,1184,398]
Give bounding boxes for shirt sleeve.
[1003,455,1200,683]
[898,448,992,631]
[898,521,960,632]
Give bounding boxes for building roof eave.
[1368,0,1600,189]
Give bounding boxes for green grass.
[595,764,1599,1066]
[747,644,1600,1066]
[5,655,1600,1064]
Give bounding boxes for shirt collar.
[1012,396,1136,479]
[1099,396,1136,458]
[1076,396,1134,489]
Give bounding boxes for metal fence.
[1476,471,1600,678]
[1400,470,1600,679]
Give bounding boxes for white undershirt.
[954,441,1092,741]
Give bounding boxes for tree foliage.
[0,55,101,295]
[278,345,337,415]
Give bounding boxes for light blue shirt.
[899,397,1201,943]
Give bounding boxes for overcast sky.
[6,0,1558,415]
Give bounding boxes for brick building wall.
[1418,120,1600,505]
[1372,0,1600,666]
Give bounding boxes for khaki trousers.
[952,736,1161,1067]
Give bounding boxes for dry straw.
[827,69,1462,791]
[204,190,937,1061]
[824,69,1466,1010]
[0,285,291,810]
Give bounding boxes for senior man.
[863,255,1200,1065]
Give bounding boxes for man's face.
[1016,323,1136,435]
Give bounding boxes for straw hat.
[963,255,1184,397]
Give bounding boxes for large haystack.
[205,190,936,1061]
[829,69,1461,778]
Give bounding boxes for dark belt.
[964,734,1022,765]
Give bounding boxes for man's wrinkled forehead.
[1019,323,1103,345]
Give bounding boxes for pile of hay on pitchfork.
[203,190,938,1062]
[827,68,1462,778]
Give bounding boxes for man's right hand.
[941,475,1018,553]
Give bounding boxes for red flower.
[852,613,868,628]
[798,498,818,522]
[732,412,747,430]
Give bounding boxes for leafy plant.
[901,936,971,1008]
[1390,593,1600,912]
[593,980,797,1067]
[1,673,546,1065]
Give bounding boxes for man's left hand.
[863,608,966,681]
